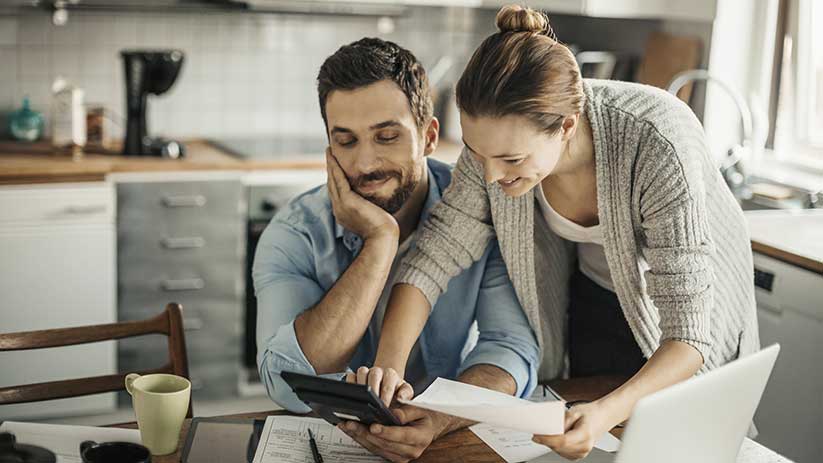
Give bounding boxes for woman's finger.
[563,417,595,450]
[562,424,588,446]
[367,367,384,396]
[532,433,565,448]
[356,366,370,385]
[379,370,401,407]
[565,408,583,431]
[345,372,355,383]
[395,381,414,402]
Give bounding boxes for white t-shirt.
[536,184,615,291]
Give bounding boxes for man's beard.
[353,169,421,214]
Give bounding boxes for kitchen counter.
[0,140,464,185]
[746,209,823,275]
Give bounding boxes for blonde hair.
[456,4,584,134]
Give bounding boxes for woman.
[362,5,759,460]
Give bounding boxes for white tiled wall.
[0,8,492,140]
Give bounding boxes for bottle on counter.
[51,76,86,154]
[8,96,44,142]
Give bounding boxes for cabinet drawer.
[118,325,241,365]
[118,256,243,299]
[0,182,114,225]
[117,220,244,265]
[117,180,244,223]
[118,295,242,329]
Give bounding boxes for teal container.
[8,97,45,142]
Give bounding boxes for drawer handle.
[161,278,205,291]
[161,236,206,249]
[162,195,206,208]
[64,205,108,214]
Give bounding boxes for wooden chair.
[0,303,193,418]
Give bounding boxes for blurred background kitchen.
[0,1,820,462]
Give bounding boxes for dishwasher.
[751,245,823,462]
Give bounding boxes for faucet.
[667,69,756,192]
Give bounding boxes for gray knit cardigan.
[397,79,760,381]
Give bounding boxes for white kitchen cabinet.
[480,0,716,21]
[752,252,823,463]
[0,182,117,420]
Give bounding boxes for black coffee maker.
[121,50,186,158]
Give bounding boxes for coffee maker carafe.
[121,50,185,157]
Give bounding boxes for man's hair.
[317,37,433,131]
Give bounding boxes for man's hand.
[531,400,617,461]
[326,148,399,242]
[346,366,413,407]
[339,405,451,463]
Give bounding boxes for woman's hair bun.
[496,4,550,34]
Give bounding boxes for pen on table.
[544,385,582,409]
[543,384,563,402]
[308,428,324,463]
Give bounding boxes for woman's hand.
[532,401,619,461]
[347,366,414,407]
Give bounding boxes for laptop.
[531,344,780,463]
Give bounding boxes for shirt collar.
[335,159,444,251]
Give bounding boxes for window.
[772,0,823,167]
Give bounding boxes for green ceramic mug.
[125,373,191,456]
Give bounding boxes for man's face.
[325,80,428,214]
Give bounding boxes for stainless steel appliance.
[241,170,326,394]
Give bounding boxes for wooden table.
[114,376,628,463]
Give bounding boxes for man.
[253,37,539,462]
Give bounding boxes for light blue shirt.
[253,158,539,413]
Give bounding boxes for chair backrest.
[0,303,193,418]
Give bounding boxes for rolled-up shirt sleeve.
[458,241,540,398]
[253,219,345,413]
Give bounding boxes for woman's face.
[460,112,574,197]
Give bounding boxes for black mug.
[79,441,151,463]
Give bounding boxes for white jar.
[51,77,87,148]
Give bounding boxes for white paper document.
[470,423,621,463]
[251,415,385,463]
[0,421,142,463]
[404,379,619,463]
[471,423,554,463]
[399,378,565,435]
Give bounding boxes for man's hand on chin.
[338,406,452,463]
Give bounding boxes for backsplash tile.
[0,18,18,46]
[1,7,492,140]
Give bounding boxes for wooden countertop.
[13,140,817,276]
[0,140,464,185]
[746,209,823,275]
